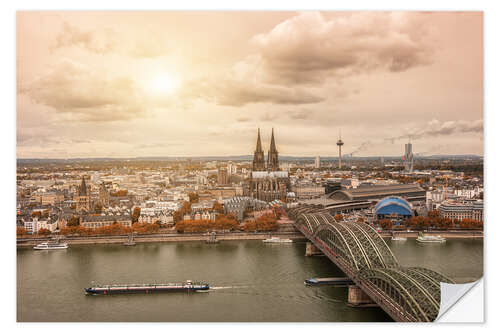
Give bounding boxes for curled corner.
[436,278,483,322]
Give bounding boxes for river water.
[17,238,483,322]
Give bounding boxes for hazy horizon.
[16,153,483,161]
[17,11,483,159]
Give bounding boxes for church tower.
[99,182,109,207]
[75,176,90,213]
[252,128,266,171]
[267,128,279,171]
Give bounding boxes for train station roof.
[327,184,425,202]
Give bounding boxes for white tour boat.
[416,233,446,243]
[263,236,293,243]
[391,236,407,241]
[33,241,69,250]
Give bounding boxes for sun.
[149,74,179,95]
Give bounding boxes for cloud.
[182,77,324,107]
[289,110,311,120]
[52,22,168,58]
[128,33,170,58]
[134,142,182,149]
[71,139,92,144]
[17,131,90,147]
[51,22,117,54]
[260,112,279,122]
[387,118,483,143]
[248,12,434,85]
[19,60,147,122]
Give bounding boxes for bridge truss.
[288,207,454,322]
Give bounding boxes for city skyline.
[17,11,483,158]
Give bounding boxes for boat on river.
[416,232,446,243]
[304,277,353,286]
[391,233,407,241]
[263,236,292,243]
[85,280,209,295]
[33,241,68,250]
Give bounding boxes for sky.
[16,11,483,158]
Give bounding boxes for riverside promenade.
[17,226,483,248]
[378,230,484,238]
[16,231,306,247]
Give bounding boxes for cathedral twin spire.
[253,128,279,171]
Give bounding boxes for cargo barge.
[85,280,209,295]
[304,277,353,286]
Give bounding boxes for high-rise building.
[404,142,414,173]
[336,132,344,169]
[315,156,321,168]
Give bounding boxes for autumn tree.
[212,202,224,214]
[356,217,365,223]
[17,226,28,237]
[131,207,141,223]
[439,217,453,229]
[173,210,183,224]
[38,228,51,236]
[459,218,482,229]
[67,215,80,227]
[241,214,278,232]
[188,192,199,203]
[428,210,440,219]
[176,215,239,233]
[334,214,344,222]
[132,222,159,234]
[111,190,128,197]
[379,219,393,230]
[174,201,192,223]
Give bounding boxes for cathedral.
[249,128,290,202]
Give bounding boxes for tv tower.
[336,130,344,169]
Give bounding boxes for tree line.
[175,215,239,233]
[240,213,278,232]
[17,222,161,237]
[379,211,483,230]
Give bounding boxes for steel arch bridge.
[287,207,454,322]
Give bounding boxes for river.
[17,238,483,322]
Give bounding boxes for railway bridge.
[287,206,454,322]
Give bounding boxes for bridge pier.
[347,285,378,307]
[305,242,322,256]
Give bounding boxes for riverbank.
[17,228,484,248]
[16,231,306,247]
[379,230,483,238]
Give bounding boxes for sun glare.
[149,74,179,95]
